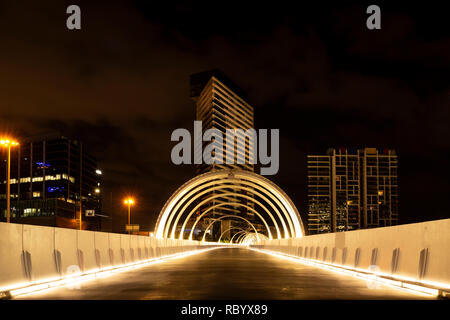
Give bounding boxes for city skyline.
[0,1,449,305]
[1,2,448,232]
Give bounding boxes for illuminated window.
[61,174,75,183]
[45,174,62,181]
[33,192,41,197]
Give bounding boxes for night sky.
[1,1,449,231]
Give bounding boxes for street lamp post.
[124,197,134,234]
[1,138,19,223]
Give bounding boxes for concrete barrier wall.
[77,230,96,272]
[154,239,162,257]
[22,224,58,283]
[252,219,450,287]
[130,235,139,262]
[120,234,131,264]
[147,238,155,258]
[54,228,78,276]
[137,236,147,260]
[94,232,110,269]
[108,233,121,266]
[0,222,203,291]
[0,223,25,288]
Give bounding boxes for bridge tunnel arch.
[154,169,305,241]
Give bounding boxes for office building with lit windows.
[0,134,103,230]
[190,69,255,174]
[307,148,398,234]
[189,69,257,240]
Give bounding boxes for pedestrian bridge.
[0,218,449,299]
[0,170,449,299]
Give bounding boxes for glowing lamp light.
[95,188,100,193]
[95,169,102,175]
[0,139,19,147]
[124,198,134,205]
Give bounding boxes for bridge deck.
[18,248,428,299]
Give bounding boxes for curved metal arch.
[229,171,303,237]
[235,231,250,244]
[176,183,291,239]
[186,201,273,240]
[201,215,259,242]
[217,226,246,243]
[159,172,295,238]
[231,230,249,243]
[175,191,279,240]
[168,181,289,239]
[163,180,233,238]
[155,169,305,239]
[235,171,298,238]
[239,233,259,245]
[230,230,247,244]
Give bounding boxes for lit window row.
[24,208,37,214]
[0,194,19,199]
[2,175,76,184]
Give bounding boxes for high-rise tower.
[189,70,256,240]
[190,69,255,174]
[307,147,399,234]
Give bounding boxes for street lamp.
[124,197,134,234]
[1,138,19,223]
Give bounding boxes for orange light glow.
[124,198,135,205]
[0,138,19,147]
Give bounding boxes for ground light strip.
[0,246,223,299]
[247,247,447,298]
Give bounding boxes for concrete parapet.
[0,222,202,294]
[253,219,450,291]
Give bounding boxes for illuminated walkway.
[18,248,428,300]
